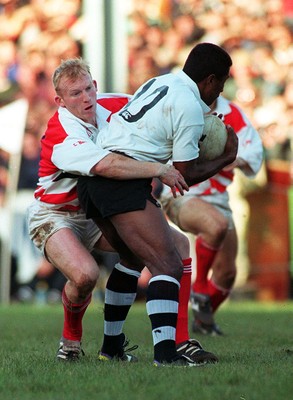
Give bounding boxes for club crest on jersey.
[73,140,85,146]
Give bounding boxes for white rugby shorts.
[27,200,102,257]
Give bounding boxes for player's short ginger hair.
[53,58,92,94]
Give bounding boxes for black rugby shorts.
[77,176,161,218]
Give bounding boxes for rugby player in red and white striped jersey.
[161,95,263,336]
[34,93,156,210]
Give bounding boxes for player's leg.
[27,202,102,361]
[110,201,182,277]
[169,196,228,335]
[94,226,144,361]
[169,226,191,345]
[109,201,187,365]
[170,226,219,364]
[208,226,238,313]
[46,228,100,302]
[97,262,141,362]
[177,197,228,293]
[192,227,238,337]
[45,227,100,361]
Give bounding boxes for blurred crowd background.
[0,0,292,303]
[126,0,293,161]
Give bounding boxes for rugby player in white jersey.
[77,43,239,366]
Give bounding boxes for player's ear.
[207,74,216,84]
[55,95,65,107]
[93,80,98,91]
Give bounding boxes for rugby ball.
[198,115,227,161]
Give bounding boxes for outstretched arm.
[91,153,189,196]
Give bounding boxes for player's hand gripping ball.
[198,115,227,161]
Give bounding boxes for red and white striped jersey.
[34,94,130,211]
[187,96,263,197]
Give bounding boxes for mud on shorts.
[77,176,161,218]
[27,200,102,260]
[160,191,234,232]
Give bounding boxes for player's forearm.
[90,153,165,179]
[222,157,253,174]
[179,124,239,185]
[188,159,233,185]
[174,153,236,186]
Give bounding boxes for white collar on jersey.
[176,70,211,114]
[58,106,98,129]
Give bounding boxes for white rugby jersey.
[34,94,130,210]
[96,70,210,163]
[162,95,264,199]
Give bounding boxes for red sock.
[207,279,230,312]
[62,289,92,341]
[192,236,219,294]
[176,258,192,345]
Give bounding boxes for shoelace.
[123,337,138,353]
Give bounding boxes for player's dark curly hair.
[183,42,232,83]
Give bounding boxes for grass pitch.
[0,300,293,400]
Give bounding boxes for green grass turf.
[0,300,293,400]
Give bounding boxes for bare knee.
[70,265,99,299]
[204,217,229,248]
[214,218,229,242]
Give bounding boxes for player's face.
[201,74,230,106]
[55,74,97,125]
